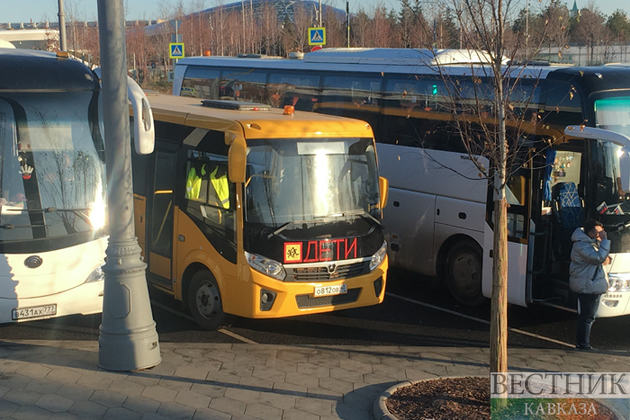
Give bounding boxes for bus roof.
[145,94,375,140]
[176,48,549,79]
[0,49,97,91]
[302,48,508,66]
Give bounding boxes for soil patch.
[386,376,490,420]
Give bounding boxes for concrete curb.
[372,380,412,420]
[372,376,487,420]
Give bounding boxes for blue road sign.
[308,27,326,46]
[169,43,185,59]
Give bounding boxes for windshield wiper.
[267,219,312,239]
[266,210,382,239]
[337,209,382,227]
[4,207,92,213]
[0,223,51,229]
[3,207,94,227]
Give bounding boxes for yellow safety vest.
[210,166,230,209]
[186,164,206,200]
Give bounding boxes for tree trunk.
[490,195,508,374]
[490,0,508,379]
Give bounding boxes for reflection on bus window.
[0,93,106,242]
[268,73,320,111]
[219,68,267,103]
[181,66,221,98]
[596,143,630,215]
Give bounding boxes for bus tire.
[188,270,227,331]
[445,240,485,306]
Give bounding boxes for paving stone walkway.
[0,340,629,419]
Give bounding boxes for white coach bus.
[0,48,152,323]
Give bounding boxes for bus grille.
[295,288,361,308]
[286,261,368,282]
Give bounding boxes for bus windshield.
[0,92,106,242]
[245,137,380,226]
[594,97,630,214]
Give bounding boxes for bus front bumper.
[233,261,388,319]
[0,280,103,324]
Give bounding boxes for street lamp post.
[319,0,322,27]
[96,0,161,372]
[57,0,67,51]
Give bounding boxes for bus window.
[185,150,235,241]
[549,151,581,193]
[319,74,383,129]
[506,175,527,239]
[151,151,177,257]
[381,76,463,151]
[268,72,320,111]
[541,79,583,132]
[219,67,267,103]
[320,75,382,110]
[509,79,542,124]
[181,66,221,99]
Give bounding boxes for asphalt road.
[0,269,628,351]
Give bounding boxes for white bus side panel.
[435,196,486,233]
[599,253,630,317]
[376,145,488,202]
[0,237,107,323]
[385,188,436,275]
[481,223,528,307]
[378,143,489,275]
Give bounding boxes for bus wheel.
[188,270,226,330]
[446,240,485,306]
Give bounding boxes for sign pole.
[346,1,350,48]
[319,0,322,26]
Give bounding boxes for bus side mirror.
[379,176,389,209]
[227,133,247,184]
[128,76,155,155]
[93,67,155,155]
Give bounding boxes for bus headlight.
[245,251,286,281]
[369,241,387,272]
[85,264,105,283]
[608,273,630,292]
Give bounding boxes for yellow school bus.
[131,94,388,330]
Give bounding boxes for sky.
[2,0,629,24]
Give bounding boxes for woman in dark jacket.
[569,219,611,350]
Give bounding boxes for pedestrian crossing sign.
[169,43,185,59]
[308,27,326,46]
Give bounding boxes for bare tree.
[322,5,346,47]
[369,6,396,47]
[258,2,281,55]
[429,0,559,376]
[572,3,607,64]
[351,8,373,47]
[283,2,313,53]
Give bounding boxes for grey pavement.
[1,340,630,420]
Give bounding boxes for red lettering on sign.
[320,240,333,261]
[344,238,358,259]
[333,238,343,259]
[304,241,319,262]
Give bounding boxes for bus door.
[547,150,584,285]
[485,166,532,307]
[147,146,178,290]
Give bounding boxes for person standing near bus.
[569,219,611,350]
